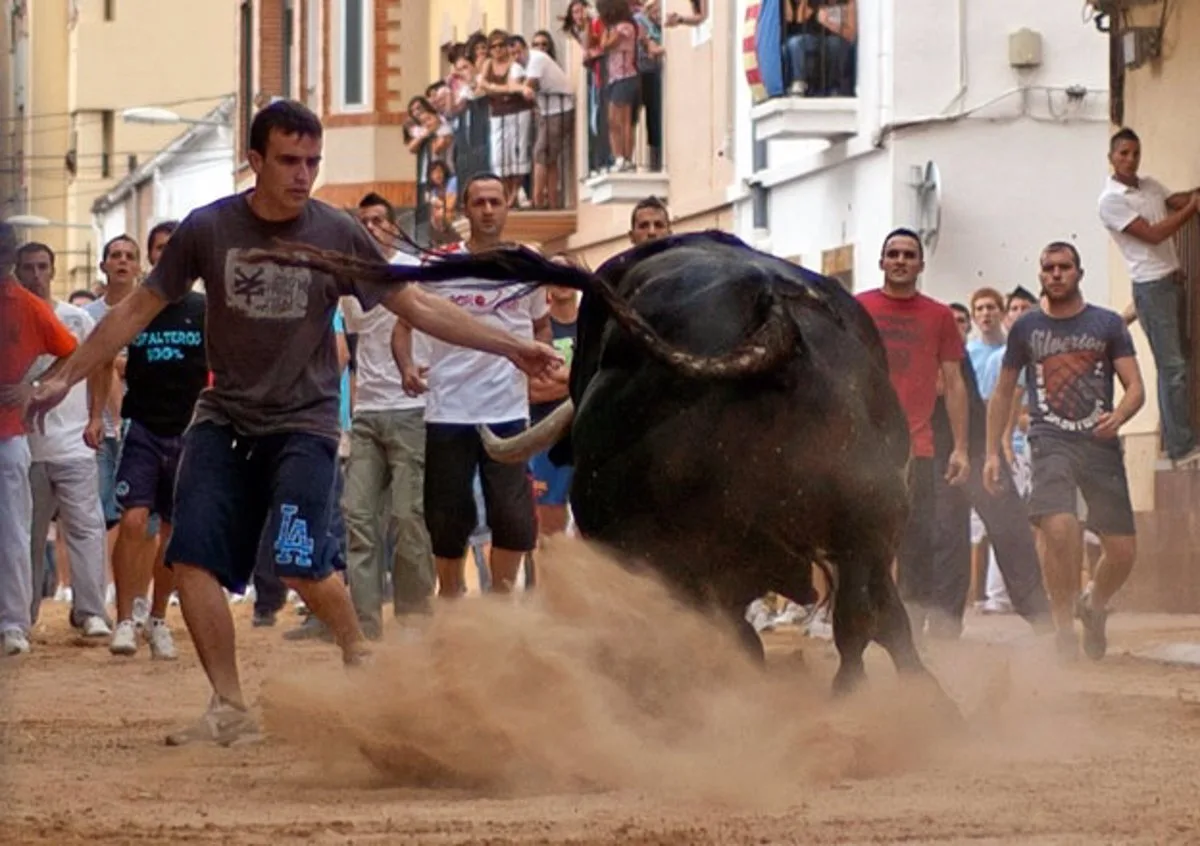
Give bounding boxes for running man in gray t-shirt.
[983,241,1145,666]
[26,100,562,746]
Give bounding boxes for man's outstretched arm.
[30,286,167,415]
[381,285,561,378]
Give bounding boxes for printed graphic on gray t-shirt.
[1002,304,1136,439]
[143,192,395,441]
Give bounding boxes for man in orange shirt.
[0,219,80,656]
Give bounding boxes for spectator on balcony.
[446,54,491,186]
[405,96,454,171]
[465,31,490,69]
[633,1,666,172]
[598,0,641,174]
[564,0,611,176]
[426,160,459,236]
[524,30,576,210]
[783,0,857,97]
[478,29,534,209]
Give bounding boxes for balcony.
[412,93,578,250]
[752,97,857,142]
[745,2,859,142]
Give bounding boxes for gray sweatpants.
[0,436,33,635]
[29,457,109,626]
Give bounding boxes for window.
[100,110,114,178]
[304,0,321,109]
[240,2,254,149]
[337,0,372,111]
[282,0,295,98]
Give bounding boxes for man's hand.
[25,377,72,434]
[84,417,105,450]
[1094,411,1123,440]
[945,448,970,486]
[982,453,1004,496]
[402,365,429,397]
[508,339,563,380]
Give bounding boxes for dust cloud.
[260,538,1096,809]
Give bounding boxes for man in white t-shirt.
[522,41,576,211]
[1099,127,1200,467]
[338,193,437,638]
[84,235,141,533]
[16,242,111,639]
[402,173,550,595]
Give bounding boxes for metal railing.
[781,29,857,97]
[412,91,576,245]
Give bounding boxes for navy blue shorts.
[114,420,184,521]
[165,422,344,592]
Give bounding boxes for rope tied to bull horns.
[240,236,800,380]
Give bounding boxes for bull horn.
[478,400,575,464]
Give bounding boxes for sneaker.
[1074,592,1109,661]
[2,629,30,656]
[165,696,262,747]
[132,597,150,628]
[79,615,112,638]
[145,618,178,661]
[110,620,139,656]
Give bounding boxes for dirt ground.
[5,541,1200,846]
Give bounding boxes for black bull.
[246,231,954,704]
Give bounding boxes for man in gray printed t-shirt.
[26,99,562,747]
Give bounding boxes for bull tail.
[240,240,800,381]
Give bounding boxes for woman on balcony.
[478,29,534,208]
[598,0,640,173]
[783,0,857,97]
[563,0,611,176]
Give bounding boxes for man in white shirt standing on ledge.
[1099,127,1200,467]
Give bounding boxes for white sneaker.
[80,615,112,638]
[145,619,178,661]
[2,629,30,656]
[132,596,150,628]
[110,620,139,656]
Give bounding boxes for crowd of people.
[0,85,1193,747]
[407,1,707,241]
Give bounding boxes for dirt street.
[4,541,1200,846]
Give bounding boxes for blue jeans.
[784,33,854,96]
[1132,275,1195,460]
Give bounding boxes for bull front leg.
[829,561,872,696]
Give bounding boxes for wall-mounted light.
[1122,25,1163,69]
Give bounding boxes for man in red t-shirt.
[0,220,80,656]
[857,228,969,634]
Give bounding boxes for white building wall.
[151,125,235,227]
[97,205,127,250]
[735,0,1111,306]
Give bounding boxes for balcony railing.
[747,1,859,142]
[412,92,578,248]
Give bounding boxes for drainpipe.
[942,0,968,114]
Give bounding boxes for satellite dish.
[916,160,942,257]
